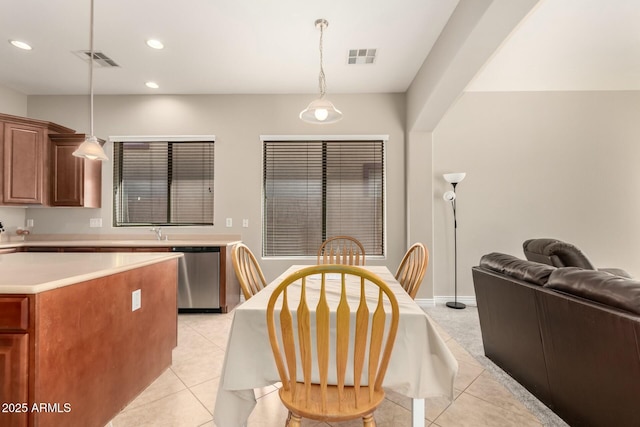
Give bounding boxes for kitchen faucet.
[151,226,163,241]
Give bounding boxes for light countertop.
[0,252,183,294]
[0,235,241,250]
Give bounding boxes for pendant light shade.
[300,19,343,124]
[73,135,108,161]
[73,0,108,161]
[299,97,342,123]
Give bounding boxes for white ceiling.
[1,0,639,96]
[0,0,458,95]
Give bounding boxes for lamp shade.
[299,97,343,124]
[443,191,456,202]
[72,135,108,161]
[443,172,466,184]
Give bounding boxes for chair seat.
[279,383,385,422]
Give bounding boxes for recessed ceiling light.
[146,39,164,50]
[145,81,159,89]
[9,39,32,50]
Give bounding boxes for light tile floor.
[109,311,544,427]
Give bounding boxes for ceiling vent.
[74,50,120,68]
[348,49,377,65]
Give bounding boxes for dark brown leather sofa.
[472,253,640,427]
[522,238,632,278]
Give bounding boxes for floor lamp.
[443,173,466,310]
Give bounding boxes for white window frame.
[260,134,388,260]
[110,135,216,228]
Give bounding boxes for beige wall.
[0,84,27,116]
[26,93,407,281]
[17,90,638,300]
[433,90,640,299]
[405,131,435,298]
[0,206,26,235]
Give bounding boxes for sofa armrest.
[479,252,555,285]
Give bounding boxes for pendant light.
[73,0,108,161]
[299,19,343,124]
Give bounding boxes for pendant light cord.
[318,21,326,98]
[89,0,94,137]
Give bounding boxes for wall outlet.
[89,218,103,228]
[242,219,249,228]
[132,289,141,311]
[225,218,232,227]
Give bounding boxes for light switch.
[226,218,232,227]
[132,289,141,311]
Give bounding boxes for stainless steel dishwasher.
[171,246,220,313]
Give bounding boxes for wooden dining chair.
[317,236,366,266]
[395,243,429,299]
[266,265,399,427]
[232,243,267,300]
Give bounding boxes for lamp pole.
[443,173,466,310]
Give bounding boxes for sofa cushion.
[546,267,640,315]
[479,253,555,286]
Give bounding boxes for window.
[263,139,385,257]
[113,138,215,226]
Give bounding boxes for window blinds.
[113,141,214,226]
[263,140,384,257]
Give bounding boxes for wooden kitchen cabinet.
[132,247,171,252]
[2,121,46,205]
[0,334,29,427]
[0,113,74,206]
[0,297,30,427]
[97,247,134,252]
[0,257,178,427]
[49,134,102,207]
[24,247,64,252]
[21,243,240,312]
[25,246,171,255]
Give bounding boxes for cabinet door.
[0,334,29,427]
[49,134,101,208]
[2,122,45,204]
[51,140,84,206]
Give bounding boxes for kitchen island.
[0,235,242,313]
[0,252,182,427]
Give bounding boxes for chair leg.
[363,413,376,426]
[286,411,302,427]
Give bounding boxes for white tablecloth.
[213,265,458,427]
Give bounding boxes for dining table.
[213,265,458,427]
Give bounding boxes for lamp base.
[446,301,466,310]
